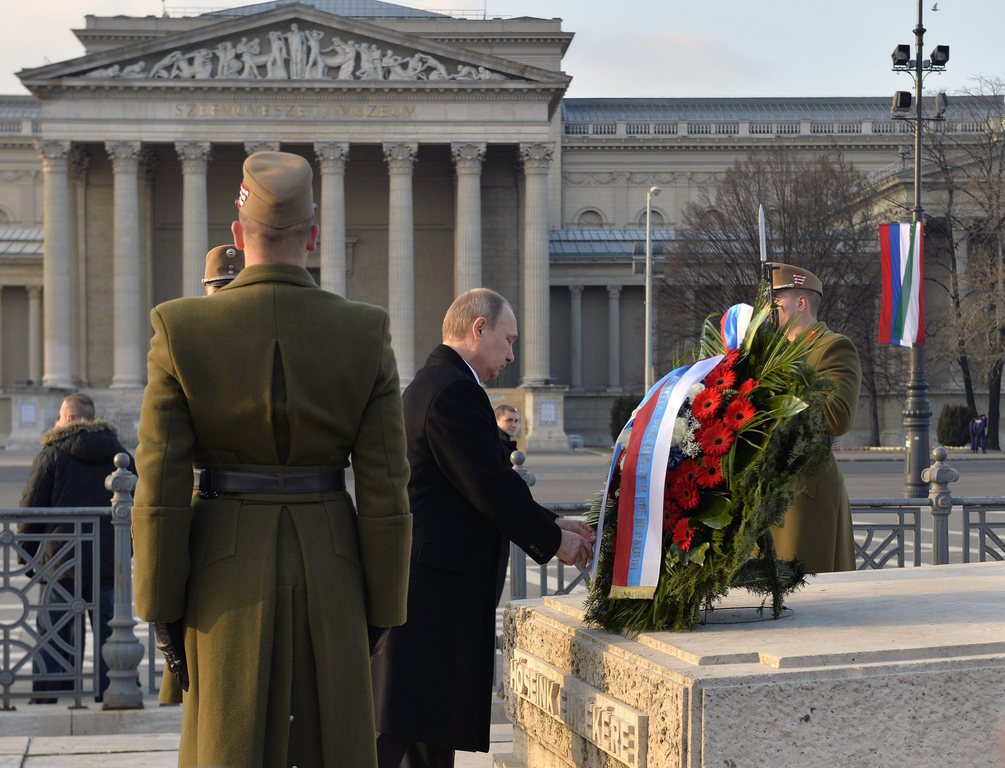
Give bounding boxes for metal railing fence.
[507,447,1005,600]
[0,454,142,710]
[5,447,1005,708]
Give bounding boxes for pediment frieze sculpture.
[81,23,509,83]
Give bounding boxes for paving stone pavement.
[0,726,513,766]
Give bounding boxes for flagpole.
[902,0,931,497]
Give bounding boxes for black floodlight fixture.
[930,45,950,66]
[892,44,911,67]
[935,91,949,118]
[892,91,913,112]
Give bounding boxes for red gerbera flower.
[696,455,725,489]
[672,475,701,510]
[691,388,722,423]
[677,458,701,486]
[705,365,736,391]
[663,503,682,533]
[672,518,695,552]
[723,348,741,368]
[697,422,735,457]
[724,397,756,429]
[738,378,759,396]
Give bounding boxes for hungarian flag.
[878,222,925,347]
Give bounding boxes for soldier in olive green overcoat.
[768,263,861,573]
[133,152,412,767]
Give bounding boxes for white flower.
[688,382,705,400]
[671,415,688,445]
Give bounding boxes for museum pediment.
[18,3,566,92]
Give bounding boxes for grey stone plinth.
[500,562,1005,768]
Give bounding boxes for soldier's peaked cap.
[236,151,315,229]
[202,244,244,285]
[768,262,823,297]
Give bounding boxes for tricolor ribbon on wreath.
[590,304,753,598]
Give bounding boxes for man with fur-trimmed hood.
[19,392,133,702]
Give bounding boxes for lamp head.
[648,186,662,198]
[891,91,913,112]
[891,44,911,67]
[935,91,949,118]
[930,45,949,66]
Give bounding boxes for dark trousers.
[32,582,113,702]
[376,732,455,768]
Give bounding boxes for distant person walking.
[970,414,988,454]
[19,393,132,703]
[495,404,519,456]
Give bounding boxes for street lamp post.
[644,185,661,392]
[891,0,948,497]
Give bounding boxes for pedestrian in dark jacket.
[18,393,133,703]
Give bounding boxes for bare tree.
[661,150,889,445]
[922,79,1005,447]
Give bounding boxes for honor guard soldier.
[768,262,861,573]
[134,151,412,768]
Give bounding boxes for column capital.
[451,142,486,172]
[520,142,554,173]
[35,139,71,171]
[568,284,584,299]
[607,284,622,299]
[244,141,280,155]
[383,142,417,172]
[175,141,212,172]
[105,141,142,173]
[314,142,350,173]
[26,285,42,300]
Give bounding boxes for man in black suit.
[372,288,593,768]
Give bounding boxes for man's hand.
[555,528,593,570]
[556,517,596,545]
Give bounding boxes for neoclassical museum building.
[0,0,956,447]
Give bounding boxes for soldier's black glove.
[153,620,189,692]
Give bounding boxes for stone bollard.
[509,450,535,487]
[102,452,144,709]
[922,446,959,566]
[508,451,534,600]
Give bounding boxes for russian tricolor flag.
[878,222,925,347]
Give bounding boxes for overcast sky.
[2,0,1001,98]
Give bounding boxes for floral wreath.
[584,289,833,634]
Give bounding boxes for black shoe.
[29,697,57,705]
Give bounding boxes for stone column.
[36,139,74,388]
[70,148,90,385]
[452,142,485,295]
[384,143,417,384]
[314,142,349,295]
[27,286,42,385]
[520,143,553,387]
[106,141,145,388]
[607,285,622,393]
[175,142,211,298]
[568,285,583,388]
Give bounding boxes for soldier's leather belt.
[197,468,345,497]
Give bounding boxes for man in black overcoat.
[371,288,594,767]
